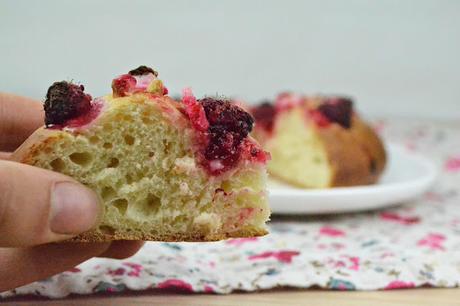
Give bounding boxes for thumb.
[0,160,101,247]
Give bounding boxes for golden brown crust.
[10,127,64,164]
[68,227,268,242]
[317,115,386,187]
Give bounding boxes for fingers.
[0,152,10,160]
[0,160,101,247]
[0,92,44,151]
[99,240,145,259]
[0,242,110,292]
[0,240,144,292]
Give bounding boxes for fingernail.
[50,182,100,235]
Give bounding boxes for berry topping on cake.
[15,69,271,242]
[275,92,306,112]
[200,98,254,138]
[317,97,353,128]
[308,108,331,128]
[44,81,92,127]
[200,97,254,174]
[252,102,276,133]
[181,90,266,175]
[112,74,137,97]
[129,65,158,77]
[112,66,167,97]
[182,88,209,132]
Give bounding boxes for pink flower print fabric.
[2,118,460,298]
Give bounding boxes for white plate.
[268,143,438,214]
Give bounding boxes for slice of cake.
[251,93,386,188]
[12,66,270,242]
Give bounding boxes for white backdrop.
[1,0,459,119]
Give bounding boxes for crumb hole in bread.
[112,198,128,215]
[142,117,152,124]
[44,147,52,154]
[133,171,145,181]
[99,225,116,235]
[50,158,65,172]
[172,215,187,225]
[103,142,113,149]
[163,140,170,154]
[124,134,135,145]
[107,157,119,168]
[148,152,155,158]
[126,174,134,184]
[146,193,161,213]
[89,136,100,144]
[101,186,116,201]
[220,180,231,193]
[69,152,93,167]
[103,123,112,131]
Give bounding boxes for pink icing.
[134,74,155,89]
[274,92,305,112]
[112,73,168,97]
[182,88,209,132]
[49,98,104,130]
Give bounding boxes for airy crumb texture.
[13,94,270,242]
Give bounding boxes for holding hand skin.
[0,93,143,292]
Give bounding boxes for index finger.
[0,92,44,151]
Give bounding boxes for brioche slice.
[251,93,386,188]
[12,66,270,242]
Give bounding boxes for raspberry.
[111,74,137,97]
[308,109,331,128]
[317,97,353,128]
[252,101,276,132]
[275,92,305,112]
[200,98,253,137]
[128,65,158,77]
[181,91,257,175]
[44,81,92,126]
[199,97,254,175]
[182,88,209,132]
[241,138,271,164]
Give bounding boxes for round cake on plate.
[250,93,386,188]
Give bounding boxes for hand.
[0,93,144,292]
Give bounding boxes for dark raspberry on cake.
[308,109,331,128]
[200,97,255,175]
[181,90,265,175]
[129,65,158,77]
[317,97,353,128]
[252,101,276,133]
[44,81,92,126]
[200,97,253,137]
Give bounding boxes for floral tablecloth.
[3,118,460,298]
